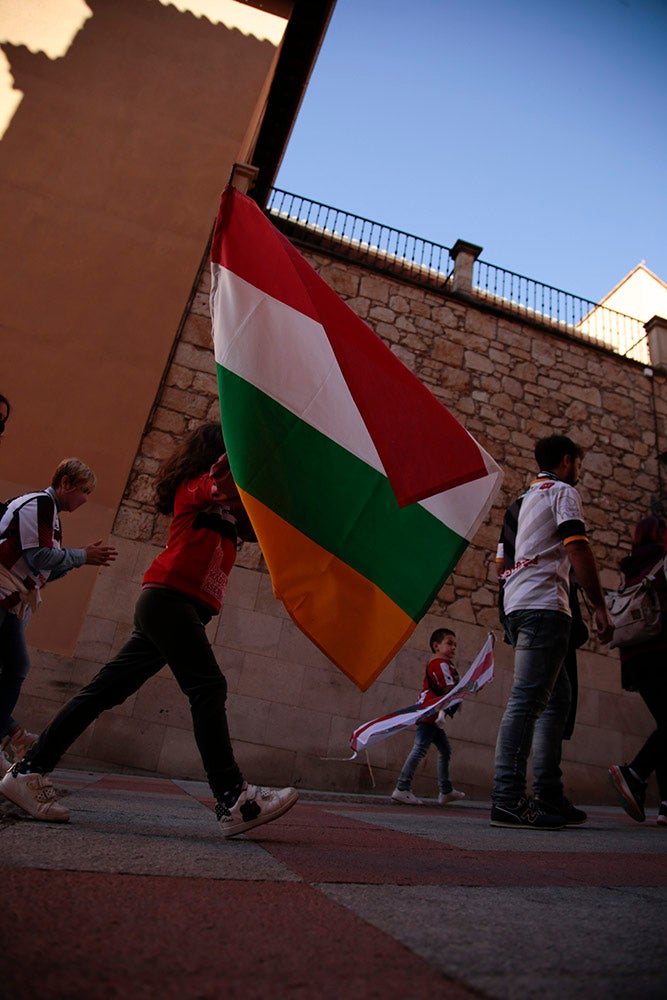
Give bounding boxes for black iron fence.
[473,260,648,364]
[266,188,453,287]
[266,188,649,365]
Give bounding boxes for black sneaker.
[490,796,566,830]
[608,764,646,822]
[535,795,587,825]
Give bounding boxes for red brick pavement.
[1,771,665,999]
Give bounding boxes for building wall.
[17,241,667,807]
[0,0,291,654]
[597,263,667,324]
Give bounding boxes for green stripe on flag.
[218,366,468,621]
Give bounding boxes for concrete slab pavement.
[1,769,665,999]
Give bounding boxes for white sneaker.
[438,789,466,805]
[217,783,298,839]
[391,788,423,806]
[0,768,69,822]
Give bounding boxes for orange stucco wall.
[0,0,290,652]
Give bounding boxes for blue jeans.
[0,607,31,738]
[396,721,453,794]
[492,609,571,805]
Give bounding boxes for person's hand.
[209,453,256,542]
[85,541,118,566]
[594,605,614,645]
[209,453,240,502]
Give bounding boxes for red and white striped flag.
[350,633,495,755]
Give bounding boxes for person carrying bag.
[607,516,667,825]
[606,557,664,649]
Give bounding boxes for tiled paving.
[1,769,665,998]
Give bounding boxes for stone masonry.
[18,239,667,807]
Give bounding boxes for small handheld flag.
[350,633,495,755]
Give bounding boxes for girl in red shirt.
[1,423,297,837]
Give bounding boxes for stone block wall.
[18,244,666,808]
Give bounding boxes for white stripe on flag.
[212,265,502,541]
[211,263,384,471]
[350,634,495,755]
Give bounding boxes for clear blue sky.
[276,0,667,304]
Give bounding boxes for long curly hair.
[155,422,224,515]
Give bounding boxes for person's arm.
[25,540,117,580]
[566,539,613,643]
[209,454,257,542]
[496,497,523,578]
[495,540,505,579]
[209,453,240,500]
[25,545,86,578]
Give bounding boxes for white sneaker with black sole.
[217,783,298,838]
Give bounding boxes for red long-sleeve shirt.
[143,473,238,614]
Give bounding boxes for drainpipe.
[645,315,667,513]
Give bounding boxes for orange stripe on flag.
[239,489,416,691]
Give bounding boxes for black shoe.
[608,764,646,822]
[535,795,587,825]
[490,796,566,830]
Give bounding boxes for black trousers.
[630,669,667,801]
[26,587,243,800]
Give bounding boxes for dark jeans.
[0,607,31,739]
[493,609,571,804]
[629,669,667,800]
[25,587,243,800]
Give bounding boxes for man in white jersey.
[491,435,613,830]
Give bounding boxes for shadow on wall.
[0,0,285,655]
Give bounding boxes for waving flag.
[350,634,495,755]
[210,186,502,690]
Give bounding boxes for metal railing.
[266,188,649,366]
[473,260,649,364]
[266,188,454,286]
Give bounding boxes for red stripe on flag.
[211,186,488,506]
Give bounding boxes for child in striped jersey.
[391,627,466,806]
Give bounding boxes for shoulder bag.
[605,557,665,649]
